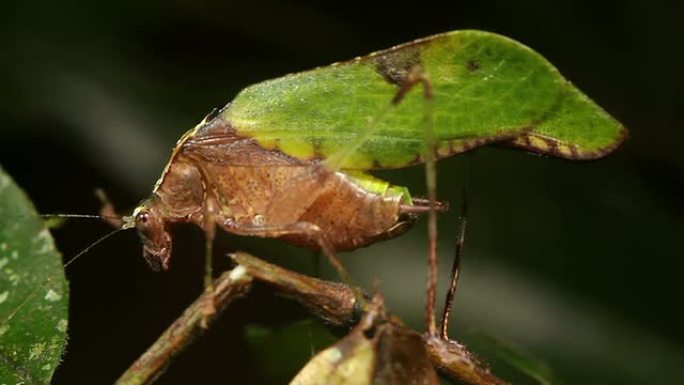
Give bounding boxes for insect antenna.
[39,189,127,228]
[37,205,132,269]
[38,213,122,221]
[37,212,127,230]
[63,227,126,268]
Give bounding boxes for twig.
[424,336,510,385]
[115,252,508,385]
[231,251,357,327]
[114,266,253,385]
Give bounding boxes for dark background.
[1,0,682,384]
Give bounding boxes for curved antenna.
[63,227,126,268]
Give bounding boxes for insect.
[115,30,624,314]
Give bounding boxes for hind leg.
[223,220,366,308]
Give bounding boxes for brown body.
[133,115,428,270]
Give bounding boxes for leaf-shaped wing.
[218,30,625,169]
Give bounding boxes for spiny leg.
[341,65,441,334]
[392,66,440,335]
[187,162,227,326]
[201,200,219,326]
[418,71,439,337]
[259,166,365,304]
[439,189,468,340]
[224,220,367,308]
[400,197,449,214]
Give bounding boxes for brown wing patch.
[364,128,532,170]
[190,111,238,141]
[435,128,534,160]
[504,129,628,160]
[182,118,306,167]
[373,45,422,86]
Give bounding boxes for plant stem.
[115,253,508,385]
[114,267,252,385]
[231,251,357,327]
[424,336,510,385]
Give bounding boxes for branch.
[234,253,508,384]
[424,336,510,385]
[231,252,357,327]
[115,252,509,385]
[114,266,253,385]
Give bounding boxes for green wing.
[220,30,626,169]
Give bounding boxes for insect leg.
[223,220,366,308]
[183,159,228,324]
[201,198,219,325]
[439,189,468,340]
[400,197,449,214]
[391,66,440,335]
[328,65,441,333]
[95,188,125,228]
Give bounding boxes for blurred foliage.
[0,166,69,384]
[245,319,338,383]
[472,332,562,385]
[0,0,682,384]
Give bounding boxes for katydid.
[114,30,624,317]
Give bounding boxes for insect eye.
[136,211,150,225]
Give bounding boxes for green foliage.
[0,166,69,384]
[474,333,562,385]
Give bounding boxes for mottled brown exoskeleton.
[124,110,442,290]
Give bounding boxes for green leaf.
[0,165,69,384]
[220,30,625,168]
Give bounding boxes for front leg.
[200,197,219,327]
